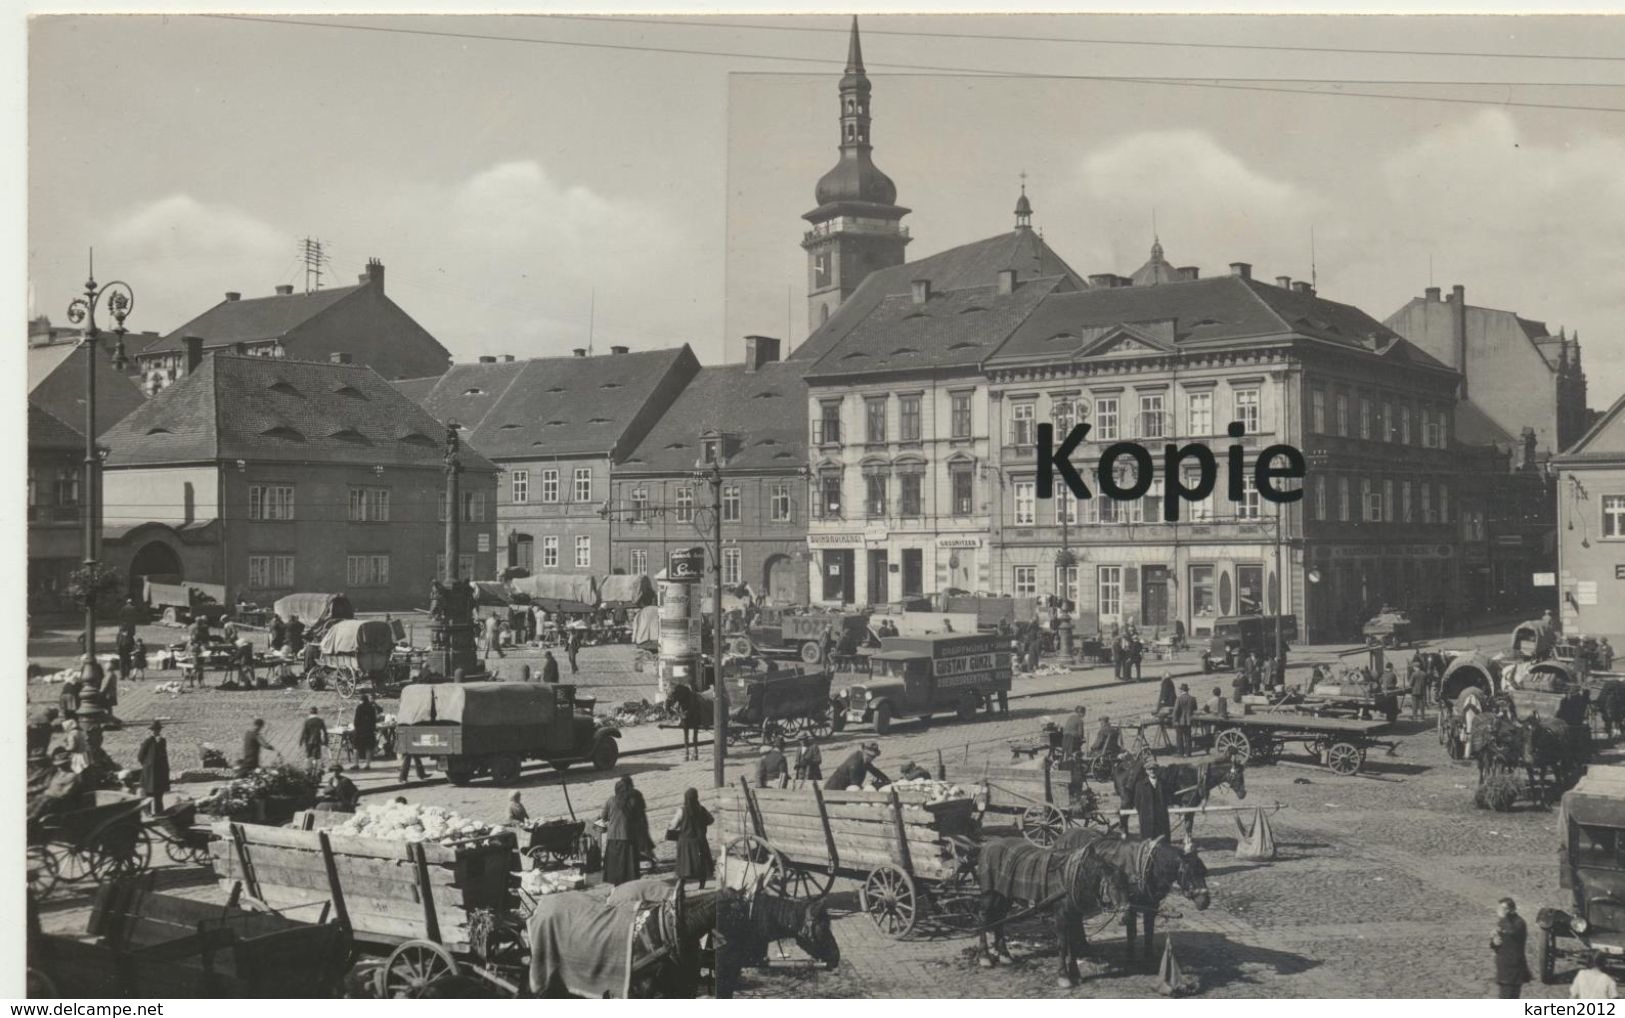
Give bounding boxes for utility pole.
[300,237,329,293]
[711,462,726,788]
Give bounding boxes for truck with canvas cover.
[731,607,874,664]
[837,634,1012,735]
[272,593,355,638]
[1537,766,1625,982]
[395,681,621,785]
[143,578,228,625]
[1206,614,1299,665]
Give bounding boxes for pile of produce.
[329,801,499,845]
[520,816,580,830]
[521,868,587,896]
[197,764,317,817]
[874,778,969,804]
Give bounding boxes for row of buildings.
[28,20,1617,643]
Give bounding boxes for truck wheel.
[801,642,822,665]
[592,737,620,771]
[445,758,477,786]
[490,754,522,785]
[1537,926,1556,984]
[956,694,978,723]
[875,701,893,736]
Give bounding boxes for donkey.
[1056,829,1211,966]
[974,836,1133,989]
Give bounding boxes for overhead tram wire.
[549,13,1625,66]
[198,15,1625,116]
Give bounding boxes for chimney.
[1293,281,1315,296]
[1451,283,1468,395]
[1088,273,1118,289]
[274,284,295,296]
[183,336,205,374]
[362,258,384,291]
[572,348,587,358]
[478,355,497,364]
[1275,276,1292,290]
[1177,266,1200,281]
[744,335,782,373]
[996,269,1017,296]
[911,279,931,305]
[330,352,351,364]
[500,354,516,363]
[609,345,629,355]
[224,291,241,302]
[1229,262,1252,280]
[1424,286,1441,302]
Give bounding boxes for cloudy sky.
[28,14,1625,402]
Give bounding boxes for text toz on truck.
[836,633,1012,735]
[395,682,621,786]
[1538,765,1625,982]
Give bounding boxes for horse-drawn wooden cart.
[28,791,152,898]
[312,619,407,698]
[943,757,1113,848]
[27,880,351,997]
[718,781,979,939]
[206,818,528,996]
[1195,712,1396,775]
[726,667,837,743]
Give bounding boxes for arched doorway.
[763,554,797,605]
[127,540,182,598]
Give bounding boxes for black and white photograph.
[14,7,1625,1001]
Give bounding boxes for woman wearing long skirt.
[600,775,653,885]
[668,787,714,890]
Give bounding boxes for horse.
[973,836,1133,988]
[1472,711,1586,805]
[1111,752,1246,837]
[1056,829,1211,966]
[665,683,714,762]
[714,887,840,997]
[528,885,717,998]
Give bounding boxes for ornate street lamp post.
[64,253,133,661]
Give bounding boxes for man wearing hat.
[793,733,823,783]
[1172,683,1198,757]
[1133,758,1174,841]
[897,760,933,783]
[322,764,360,812]
[29,749,86,822]
[756,737,789,789]
[826,742,891,791]
[1060,705,1088,796]
[138,721,171,814]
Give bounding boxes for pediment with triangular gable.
[1074,319,1179,360]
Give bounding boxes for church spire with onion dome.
[802,16,911,332]
[1015,173,1033,230]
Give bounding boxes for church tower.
[802,17,911,331]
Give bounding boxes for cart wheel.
[378,940,460,998]
[1326,741,1363,775]
[723,834,786,893]
[1020,804,1068,847]
[800,642,823,664]
[1437,708,1450,746]
[591,736,620,771]
[490,754,522,785]
[862,864,920,938]
[27,845,58,899]
[89,826,151,881]
[164,838,194,866]
[1213,728,1251,763]
[806,713,835,739]
[334,667,359,699]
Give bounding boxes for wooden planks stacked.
[207,822,518,952]
[718,785,973,882]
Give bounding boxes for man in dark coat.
[1157,672,1177,712]
[1172,683,1198,757]
[825,742,890,790]
[1491,898,1532,998]
[116,624,136,679]
[299,707,328,769]
[352,694,379,769]
[542,651,561,684]
[138,721,171,813]
[1133,760,1173,841]
[1112,635,1126,681]
[286,615,306,656]
[1060,705,1088,795]
[567,630,580,673]
[1409,659,1430,720]
[269,615,286,651]
[756,739,789,789]
[238,719,276,776]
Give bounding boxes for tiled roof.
[101,354,495,470]
[791,229,1085,366]
[619,360,809,474]
[389,376,441,405]
[29,401,85,451]
[992,276,1448,370]
[404,347,699,461]
[27,342,148,437]
[806,275,1068,381]
[142,286,362,353]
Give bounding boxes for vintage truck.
[835,633,1012,735]
[727,607,875,664]
[142,578,229,625]
[1537,765,1625,982]
[1204,614,1299,670]
[395,681,621,785]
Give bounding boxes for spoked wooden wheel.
[89,826,151,882]
[723,834,785,892]
[805,712,835,739]
[1020,804,1067,847]
[378,940,460,998]
[772,858,835,903]
[862,864,920,938]
[333,667,359,699]
[27,845,58,899]
[1213,728,1251,763]
[1326,741,1365,775]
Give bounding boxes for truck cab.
[395,681,621,786]
[837,634,1011,735]
[1537,766,1625,981]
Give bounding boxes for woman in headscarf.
[600,775,654,885]
[668,787,714,890]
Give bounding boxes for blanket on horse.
[978,838,1064,905]
[527,887,668,997]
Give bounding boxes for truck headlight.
[865,689,874,702]
[1574,916,1590,934]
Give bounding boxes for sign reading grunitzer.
[1035,421,1305,520]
